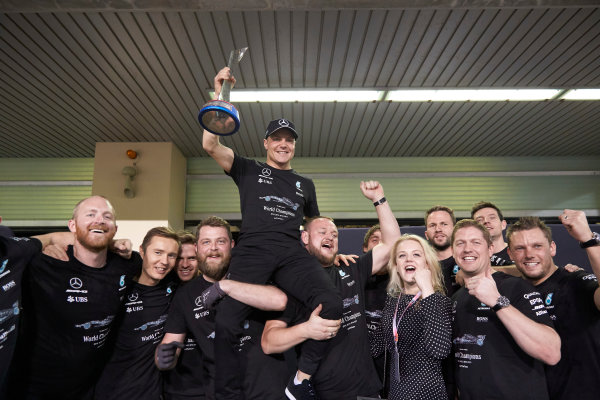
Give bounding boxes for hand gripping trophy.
[198,47,248,136]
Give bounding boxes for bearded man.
[261,181,401,400]
[157,216,290,399]
[11,195,142,400]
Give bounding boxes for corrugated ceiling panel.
[1,8,599,158]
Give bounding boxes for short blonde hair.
[387,234,446,297]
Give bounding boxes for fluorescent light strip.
[228,90,383,102]
[560,89,600,100]
[207,88,597,102]
[387,89,561,101]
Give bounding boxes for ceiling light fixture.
[559,89,600,100]
[207,88,597,102]
[211,90,384,102]
[386,89,561,102]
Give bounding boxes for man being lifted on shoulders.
[202,67,342,400]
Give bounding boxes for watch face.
[582,232,600,248]
[497,296,510,308]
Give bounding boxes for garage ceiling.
[1,0,599,158]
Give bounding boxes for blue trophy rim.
[198,102,240,136]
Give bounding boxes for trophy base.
[198,100,240,136]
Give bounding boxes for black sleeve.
[303,178,319,218]
[165,286,190,335]
[226,152,247,184]
[570,269,600,308]
[358,251,374,288]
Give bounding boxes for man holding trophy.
[201,64,343,400]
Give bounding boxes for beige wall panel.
[92,142,186,230]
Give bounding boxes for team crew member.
[0,231,76,394]
[362,224,389,395]
[451,219,561,400]
[11,196,142,399]
[156,217,290,399]
[163,232,207,400]
[262,181,401,399]
[95,227,180,400]
[174,232,200,282]
[202,68,342,399]
[424,205,460,296]
[507,212,600,400]
[364,224,387,338]
[471,201,513,266]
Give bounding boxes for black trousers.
[214,242,342,400]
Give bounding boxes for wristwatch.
[580,232,600,249]
[373,197,387,207]
[491,296,510,312]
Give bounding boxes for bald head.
[72,196,115,220]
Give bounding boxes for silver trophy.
[198,47,248,136]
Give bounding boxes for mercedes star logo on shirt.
[69,277,83,289]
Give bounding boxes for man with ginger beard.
[157,216,290,399]
[10,195,142,400]
[261,181,401,399]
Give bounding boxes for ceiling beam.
[1,0,598,13]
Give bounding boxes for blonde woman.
[372,234,452,400]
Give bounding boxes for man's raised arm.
[359,180,401,274]
[559,209,600,310]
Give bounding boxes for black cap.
[264,118,299,140]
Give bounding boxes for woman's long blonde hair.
[386,234,446,297]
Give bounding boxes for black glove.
[156,341,184,369]
[200,281,227,309]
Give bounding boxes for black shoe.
[285,375,318,400]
